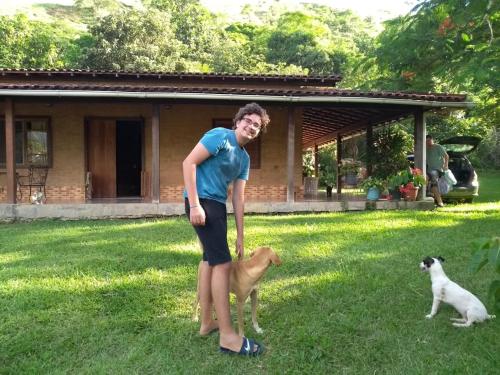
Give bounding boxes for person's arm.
[232,178,246,259]
[182,143,211,226]
[443,151,449,170]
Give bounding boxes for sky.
[5,0,420,22]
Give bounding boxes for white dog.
[420,256,495,327]
[30,191,44,204]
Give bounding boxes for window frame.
[212,118,261,169]
[0,116,52,169]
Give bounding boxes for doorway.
[116,120,142,197]
[87,118,143,199]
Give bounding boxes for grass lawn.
[1,173,499,374]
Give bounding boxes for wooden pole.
[287,106,295,203]
[151,104,160,203]
[336,134,342,195]
[414,109,426,175]
[314,144,319,177]
[5,98,16,203]
[366,124,373,176]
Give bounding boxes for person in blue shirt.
[182,103,270,356]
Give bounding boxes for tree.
[358,0,499,168]
[145,0,223,69]
[0,14,82,69]
[80,9,186,71]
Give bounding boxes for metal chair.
[16,153,49,203]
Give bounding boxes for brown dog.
[192,246,281,336]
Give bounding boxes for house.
[0,69,471,219]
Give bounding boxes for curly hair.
[232,102,270,133]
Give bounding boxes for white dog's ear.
[438,256,445,262]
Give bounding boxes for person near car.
[426,134,449,207]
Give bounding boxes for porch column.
[152,104,160,203]
[5,98,16,203]
[313,144,319,177]
[414,108,426,175]
[336,134,342,194]
[286,106,295,203]
[366,123,373,176]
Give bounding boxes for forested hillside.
[1,0,498,168]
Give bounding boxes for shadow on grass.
[1,211,499,373]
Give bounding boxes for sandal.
[220,337,264,356]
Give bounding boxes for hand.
[235,238,244,260]
[190,206,206,226]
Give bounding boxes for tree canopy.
[0,0,498,168]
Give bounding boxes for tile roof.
[0,69,471,148]
[0,83,467,102]
[0,69,341,85]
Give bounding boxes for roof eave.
[0,90,473,109]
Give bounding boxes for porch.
[0,69,472,217]
[0,196,435,220]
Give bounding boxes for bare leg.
[199,261,218,335]
[431,186,444,207]
[212,261,245,352]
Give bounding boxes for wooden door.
[87,119,116,198]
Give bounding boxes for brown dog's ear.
[271,252,282,266]
[249,250,256,258]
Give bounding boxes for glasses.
[241,117,262,130]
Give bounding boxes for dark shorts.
[427,169,443,187]
[185,198,231,266]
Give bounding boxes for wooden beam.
[336,134,342,194]
[314,144,319,177]
[287,106,295,203]
[414,109,426,175]
[366,124,373,176]
[4,98,16,203]
[302,111,413,149]
[151,104,160,203]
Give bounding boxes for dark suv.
[440,136,481,203]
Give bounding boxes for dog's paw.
[254,327,263,334]
[425,314,434,319]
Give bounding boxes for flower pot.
[345,172,357,186]
[389,188,401,201]
[403,187,419,201]
[366,187,380,201]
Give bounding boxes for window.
[213,119,261,169]
[0,117,51,167]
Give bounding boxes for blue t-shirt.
[184,127,250,204]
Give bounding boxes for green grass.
[476,170,500,203]
[1,173,500,374]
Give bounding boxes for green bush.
[469,237,500,312]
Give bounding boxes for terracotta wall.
[1,100,303,203]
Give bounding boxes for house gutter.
[0,90,474,108]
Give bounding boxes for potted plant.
[339,159,361,185]
[387,171,410,200]
[320,168,336,197]
[363,127,412,181]
[399,168,426,201]
[359,176,386,201]
[318,144,337,197]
